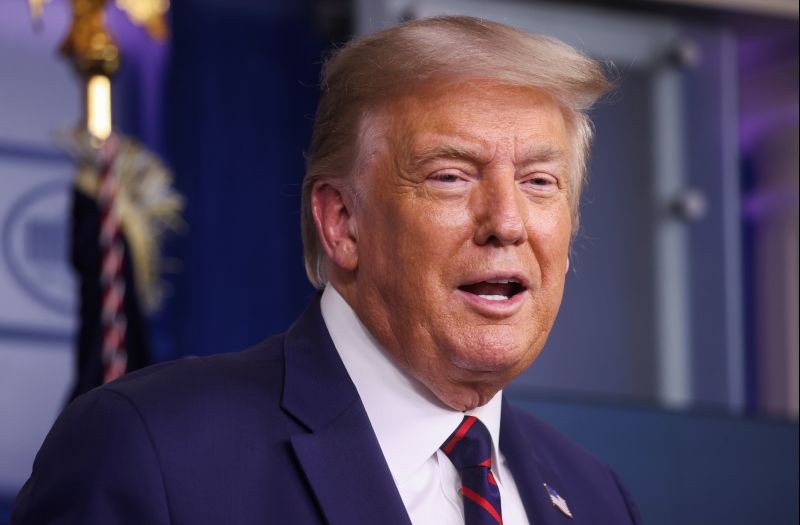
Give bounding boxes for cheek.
[529,207,572,264]
[357,201,441,294]
[394,201,470,260]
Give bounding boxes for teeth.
[486,278,518,284]
[479,294,509,301]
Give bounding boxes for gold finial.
[59,0,119,76]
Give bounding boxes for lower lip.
[455,288,527,317]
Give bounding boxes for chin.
[447,328,536,375]
[426,380,496,412]
[409,335,538,411]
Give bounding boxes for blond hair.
[302,16,611,288]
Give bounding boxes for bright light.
[87,75,112,140]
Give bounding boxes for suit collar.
[500,397,571,525]
[281,293,358,431]
[281,296,570,525]
[281,295,412,525]
[320,284,506,487]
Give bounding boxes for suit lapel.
[290,403,412,525]
[500,398,572,525]
[281,296,412,525]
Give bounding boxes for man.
[13,16,641,525]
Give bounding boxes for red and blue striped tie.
[441,416,503,525]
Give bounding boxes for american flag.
[544,483,573,518]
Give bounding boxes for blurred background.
[0,0,797,523]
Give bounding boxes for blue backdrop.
[156,2,324,360]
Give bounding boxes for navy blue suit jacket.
[13,298,641,524]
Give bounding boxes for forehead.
[382,80,570,162]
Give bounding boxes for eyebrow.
[409,143,491,170]
[409,141,567,171]
[518,143,566,164]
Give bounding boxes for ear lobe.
[311,182,359,272]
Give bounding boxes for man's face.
[346,81,573,410]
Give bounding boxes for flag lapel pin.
[543,483,573,518]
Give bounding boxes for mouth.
[457,277,528,302]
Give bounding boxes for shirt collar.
[320,284,504,486]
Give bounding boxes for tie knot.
[440,416,494,470]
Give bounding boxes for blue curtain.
[156,2,325,359]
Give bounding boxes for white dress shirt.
[320,285,530,525]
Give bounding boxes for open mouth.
[458,278,526,301]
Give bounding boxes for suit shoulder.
[504,402,643,523]
[500,404,641,524]
[94,334,287,419]
[505,402,609,472]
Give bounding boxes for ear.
[565,257,570,274]
[311,181,359,273]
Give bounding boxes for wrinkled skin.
[312,81,573,411]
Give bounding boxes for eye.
[431,172,461,183]
[427,170,469,186]
[521,173,558,192]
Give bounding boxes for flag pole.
[29,0,180,393]
[58,0,119,139]
[59,0,130,383]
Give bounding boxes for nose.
[473,174,528,246]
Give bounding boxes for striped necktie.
[441,415,503,525]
